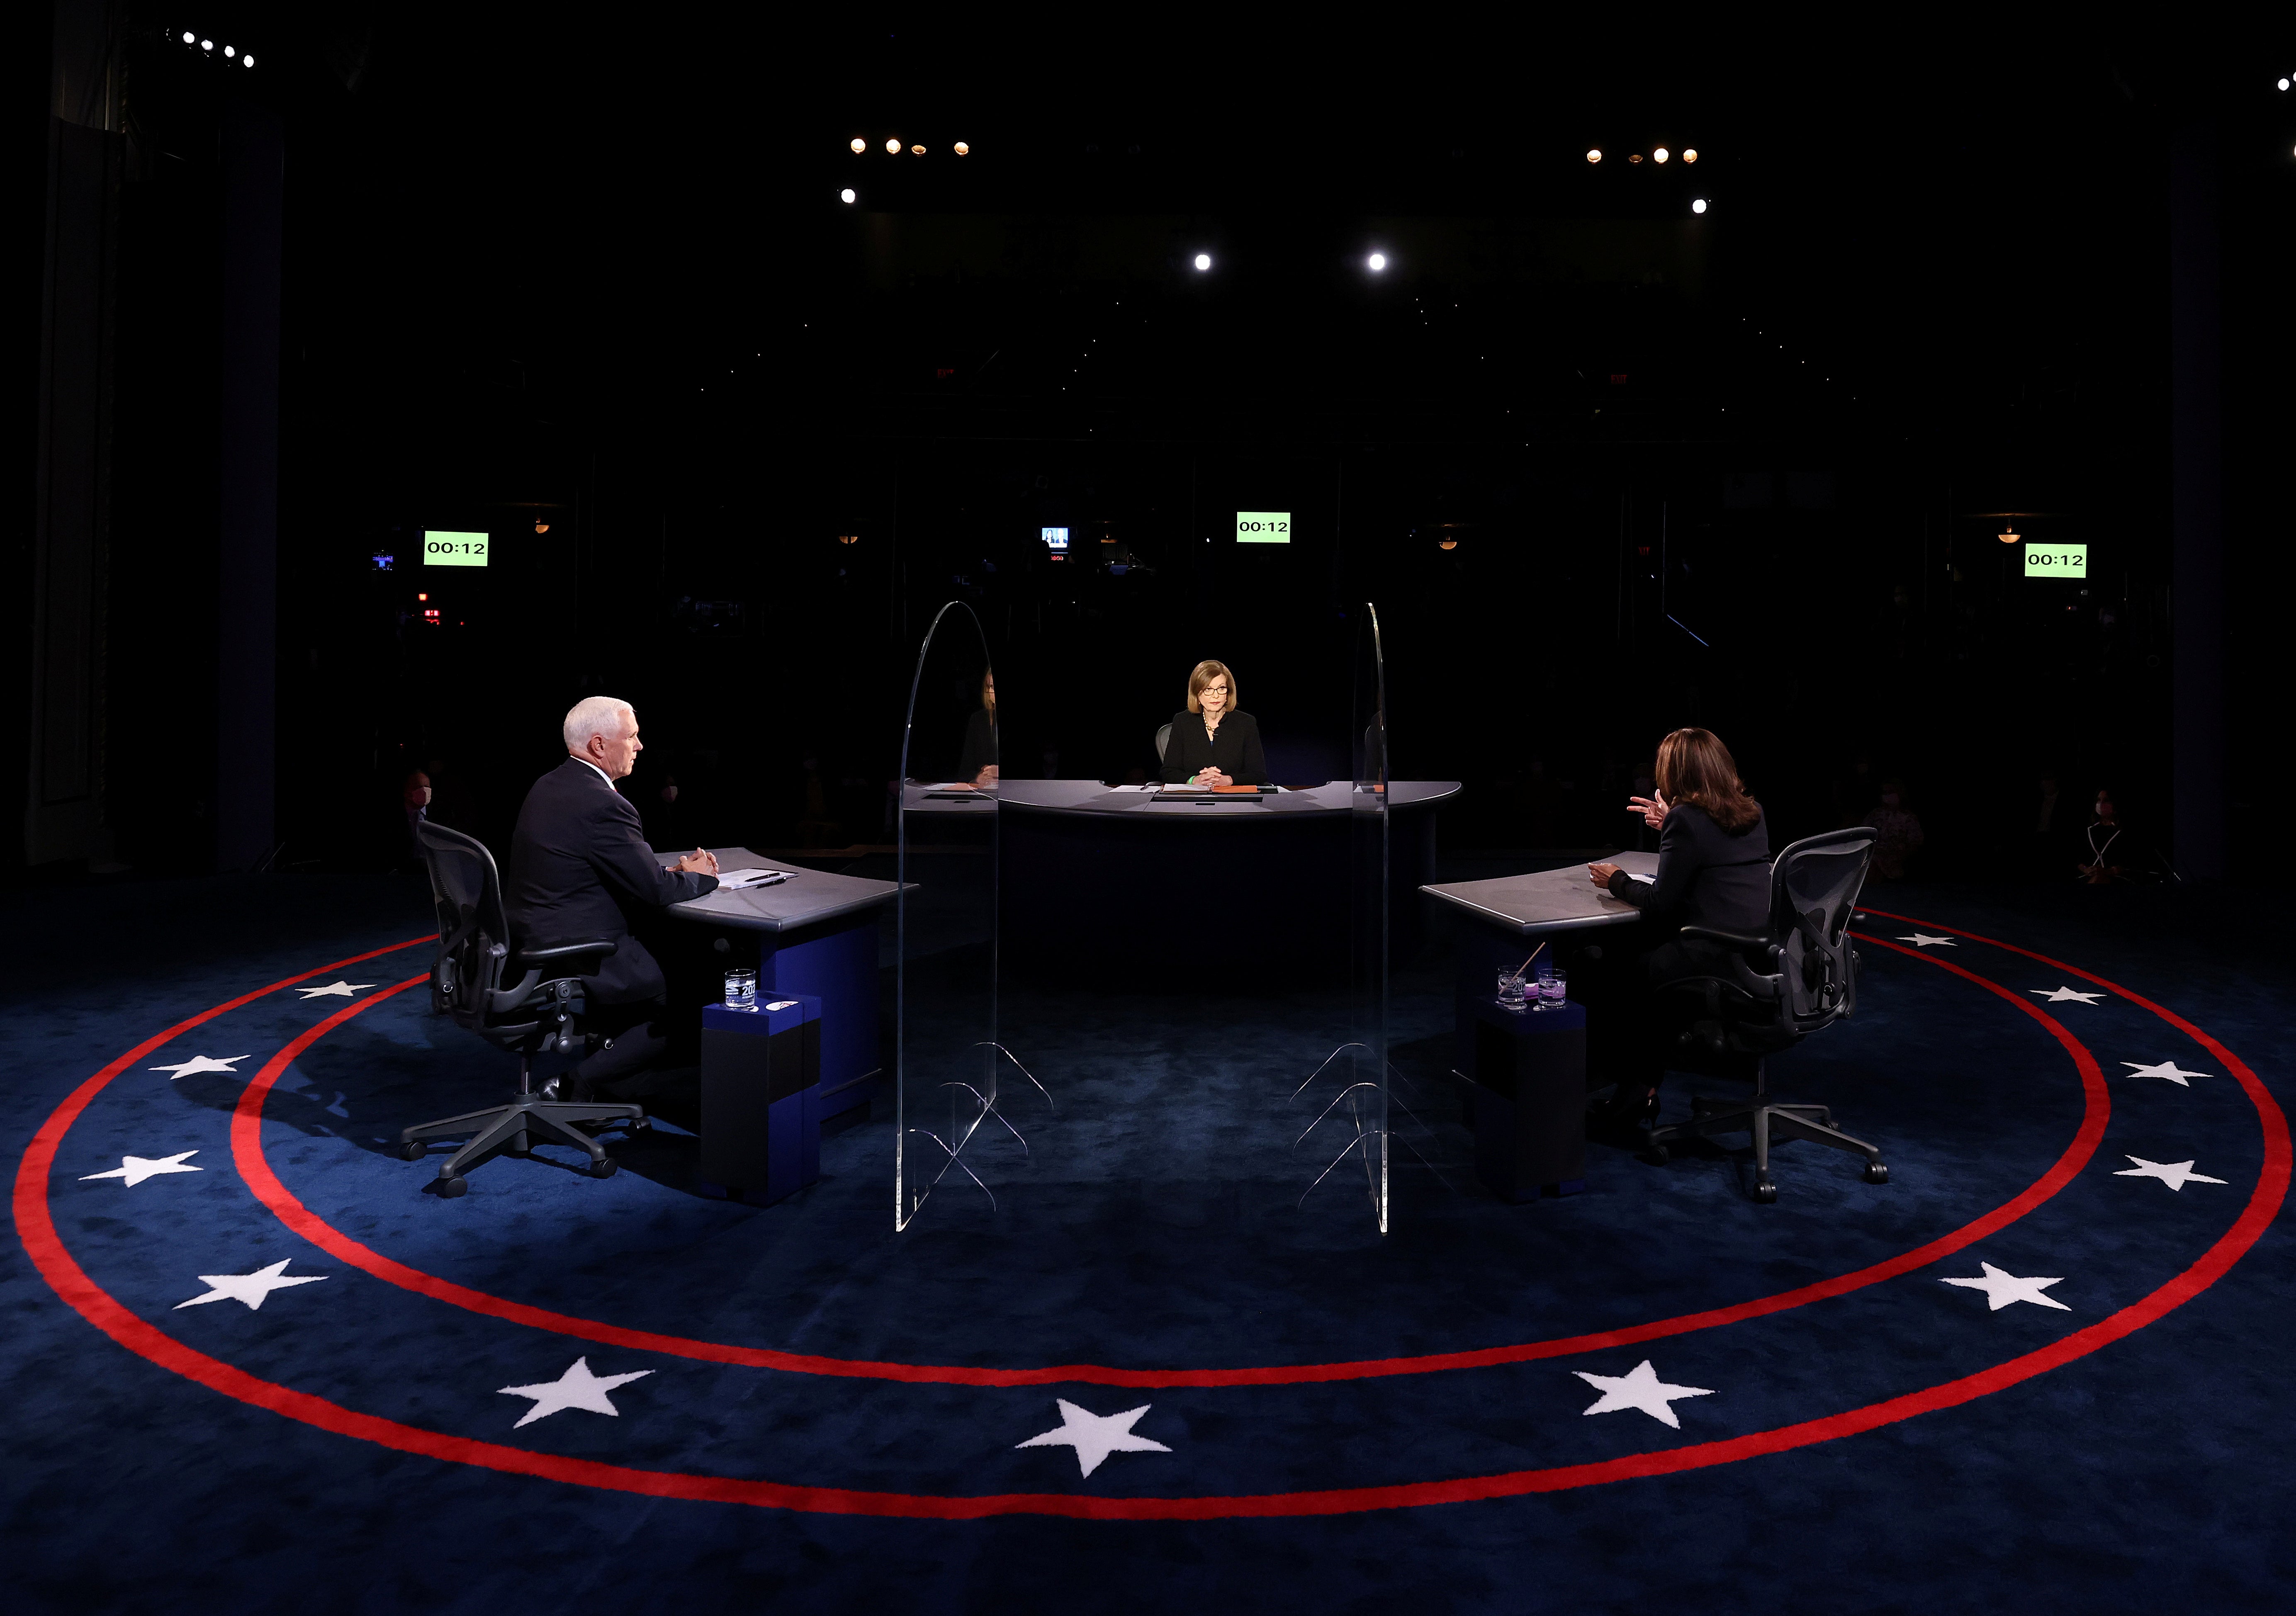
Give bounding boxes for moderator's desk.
[991,780,1462,983]
[657,848,901,1120]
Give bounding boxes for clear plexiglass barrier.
[895,602,1048,1230]
[1293,602,1398,1232]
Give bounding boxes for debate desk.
[656,848,900,1121]
[988,779,1461,984]
[1420,851,1660,1199]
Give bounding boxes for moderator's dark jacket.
[504,757,718,1004]
[1160,710,1271,786]
[1606,801,1771,935]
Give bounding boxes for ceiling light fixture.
[840,188,856,204]
[1367,252,1388,272]
[1586,148,1602,162]
[1193,253,1212,271]
[1683,148,1698,162]
[850,137,866,153]
[1692,198,1708,214]
[911,144,926,155]
[885,138,900,154]
[954,141,970,156]
[1653,147,1669,163]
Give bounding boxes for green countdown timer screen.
[1235,511,1292,544]
[2023,543,2086,579]
[424,531,490,567]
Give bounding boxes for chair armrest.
[1678,926,1771,951]
[518,940,618,964]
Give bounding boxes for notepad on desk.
[715,868,793,891]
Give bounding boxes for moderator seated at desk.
[1161,659,1270,787]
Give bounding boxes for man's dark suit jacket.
[504,757,719,1005]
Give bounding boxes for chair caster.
[589,1156,619,1180]
[1864,1161,1890,1184]
[1753,1176,1778,1203]
[436,1174,469,1199]
[399,1139,426,1161]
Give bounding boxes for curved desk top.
[907,780,1462,821]
[1418,850,1659,937]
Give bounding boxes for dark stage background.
[16,10,2295,885]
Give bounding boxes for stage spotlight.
[840,188,856,204]
[534,520,550,535]
[1194,253,1212,270]
[1628,153,1642,164]
[885,138,900,154]
[1692,198,1708,214]
[1683,148,1698,163]
[1654,147,1669,163]
[851,137,865,153]
[242,55,253,66]
[1587,148,1602,162]
[223,44,235,57]
[2283,77,2292,90]
[954,141,970,155]
[911,144,925,155]
[1367,252,1387,272]
[200,38,212,50]
[182,31,194,42]
[1999,527,2020,544]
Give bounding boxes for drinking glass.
[1540,965,1569,1009]
[1496,971,1528,1013]
[724,967,758,1011]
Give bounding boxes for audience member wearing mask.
[1868,778,1925,880]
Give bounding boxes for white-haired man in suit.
[505,696,720,1100]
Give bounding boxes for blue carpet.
[2,870,2292,1611]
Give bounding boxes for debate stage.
[5,866,2292,1612]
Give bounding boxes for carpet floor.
[3,868,2291,1613]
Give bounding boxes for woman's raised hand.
[1627,790,1669,829]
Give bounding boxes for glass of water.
[1497,971,1529,1013]
[724,967,758,1012]
[1540,965,1569,1010]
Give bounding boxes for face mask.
[1880,793,1901,807]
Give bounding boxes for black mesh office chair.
[1643,827,1884,1202]
[401,821,648,1198]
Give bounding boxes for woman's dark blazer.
[1605,802,1771,934]
[1160,710,1270,786]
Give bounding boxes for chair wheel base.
[436,1174,469,1199]
[1753,1177,1778,1203]
[589,1156,619,1179]
[399,1140,426,1161]
[1864,1161,1890,1184]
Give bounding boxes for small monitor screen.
[424,530,489,568]
[1041,526,1070,551]
[2023,543,2086,579]
[1235,511,1291,544]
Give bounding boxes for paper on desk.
[715,868,793,890]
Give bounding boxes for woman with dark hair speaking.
[1583,727,1772,1131]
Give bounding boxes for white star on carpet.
[1572,1360,1715,1429]
[2121,1060,2208,1087]
[1016,1399,1173,1477]
[174,1258,327,1311]
[2030,986,2106,1005]
[295,980,375,1000]
[1897,933,1956,948]
[498,1357,654,1429]
[80,1150,202,1187]
[1941,1261,2070,1312]
[148,1055,248,1081]
[2114,1155,2228,1191]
